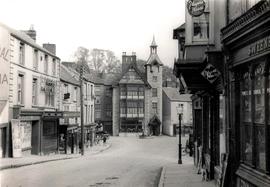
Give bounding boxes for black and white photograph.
[0,0,270,186]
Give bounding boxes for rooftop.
[163,87,191,102]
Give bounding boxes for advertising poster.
[11,119,22,157]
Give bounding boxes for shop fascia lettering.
[248,35,270,56]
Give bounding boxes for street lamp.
[177,106,183,164]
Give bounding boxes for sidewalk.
[0,143,111,171]
[158,155,216,187]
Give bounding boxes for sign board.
[11,119,22,157]
[187,0,206,17]
[201,63,221,83]
[0,25,10,101]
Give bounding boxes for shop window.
[43,121,57,136]
[239,62,266,171]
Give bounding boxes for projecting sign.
[0,25,10,101]
[201,63,221,83]
[187,0,206,17]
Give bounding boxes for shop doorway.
[31,121,39,155]
[0,127,7,158]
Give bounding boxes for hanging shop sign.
[187,0,206,17]
[201,63,221,83]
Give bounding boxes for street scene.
[1,0,270,187]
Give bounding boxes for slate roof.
[0,22,59,59]
[163,87,192,102]
[60,65,80,86]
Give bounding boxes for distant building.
[162,87,192,136]
[59,65,80,154]
[0,23,61,157]
[112,38,163,136]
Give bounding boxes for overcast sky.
[1,0,185,67]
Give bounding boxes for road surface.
[1,135,188,187]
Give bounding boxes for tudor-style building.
[112,38,163,136]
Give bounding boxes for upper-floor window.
[152,102,157,114]
[153,76,158,82]
[106,88,111,97]
[192,0,209,41]
[45,81,55,107]
[33,49,38,70]
[95,86,101,95]
[19,43,25,65]
[73,87,77,102]
[44,55,48,74]
[91,85,93,97]
[32,78,38,105]
[95,96,101,104]
[152,88,157,97]
[18,73,24,104]
[52,58,56,76]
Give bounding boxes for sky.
[1,0,185,67]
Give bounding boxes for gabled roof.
[145,53,163,66]
[163,87,192,102]
[0,22,60,59]
[60,65,80,86]
[115,61,151,87]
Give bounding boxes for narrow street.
[1,135,187,187]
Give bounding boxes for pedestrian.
[197,138,202,174]
[103,135,107,145]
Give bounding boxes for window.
[95,111,101,119]
[153,76,157,82]
[120,102,126,114]
[239,62,267,172]
[192,0,209,41]
[73,87,77,102]
[18,74,24,104]
[45,81,55,107]
[95,96,101,104]
[95,86,101,95]
[91,85,93,97]
[19,43,25,65]
[43,121,57,136]
[139,87,144,96]
[32,78,38,105]
[152,88,157,97]
[52,59,56,76]
[106,88,111,97]
[138,102,144,114]
[33,49,38,70]
[127,102,137,114]
[91,105,93,122]
[120,87,126,97]
[152,102,157,114]
[44,55,48,74]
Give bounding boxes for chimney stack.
[22,25,36,41]
[43,43,56,55]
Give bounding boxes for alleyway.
[1,135,187,187]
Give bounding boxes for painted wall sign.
[187,0,206,17]
[248,35,270,56]
[201,63,221,83]
[11,119,22,157]
[0,25,10,101]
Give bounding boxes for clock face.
[187,0,206,17]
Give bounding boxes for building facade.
[112,38,163,136]
[59,65,80,154]
[162,87,192,136]
[221,0,270,186]
[173,0,227,182]
[0,23,62,157]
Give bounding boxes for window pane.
[255,126,266,170]
[243,124,252,164]
[241,71,252,122]
[193,13,209,40]
[254,64,264,123]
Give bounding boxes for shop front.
[174,51,224,181]
[221,1,270,186]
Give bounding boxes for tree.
[74,46,91,74]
